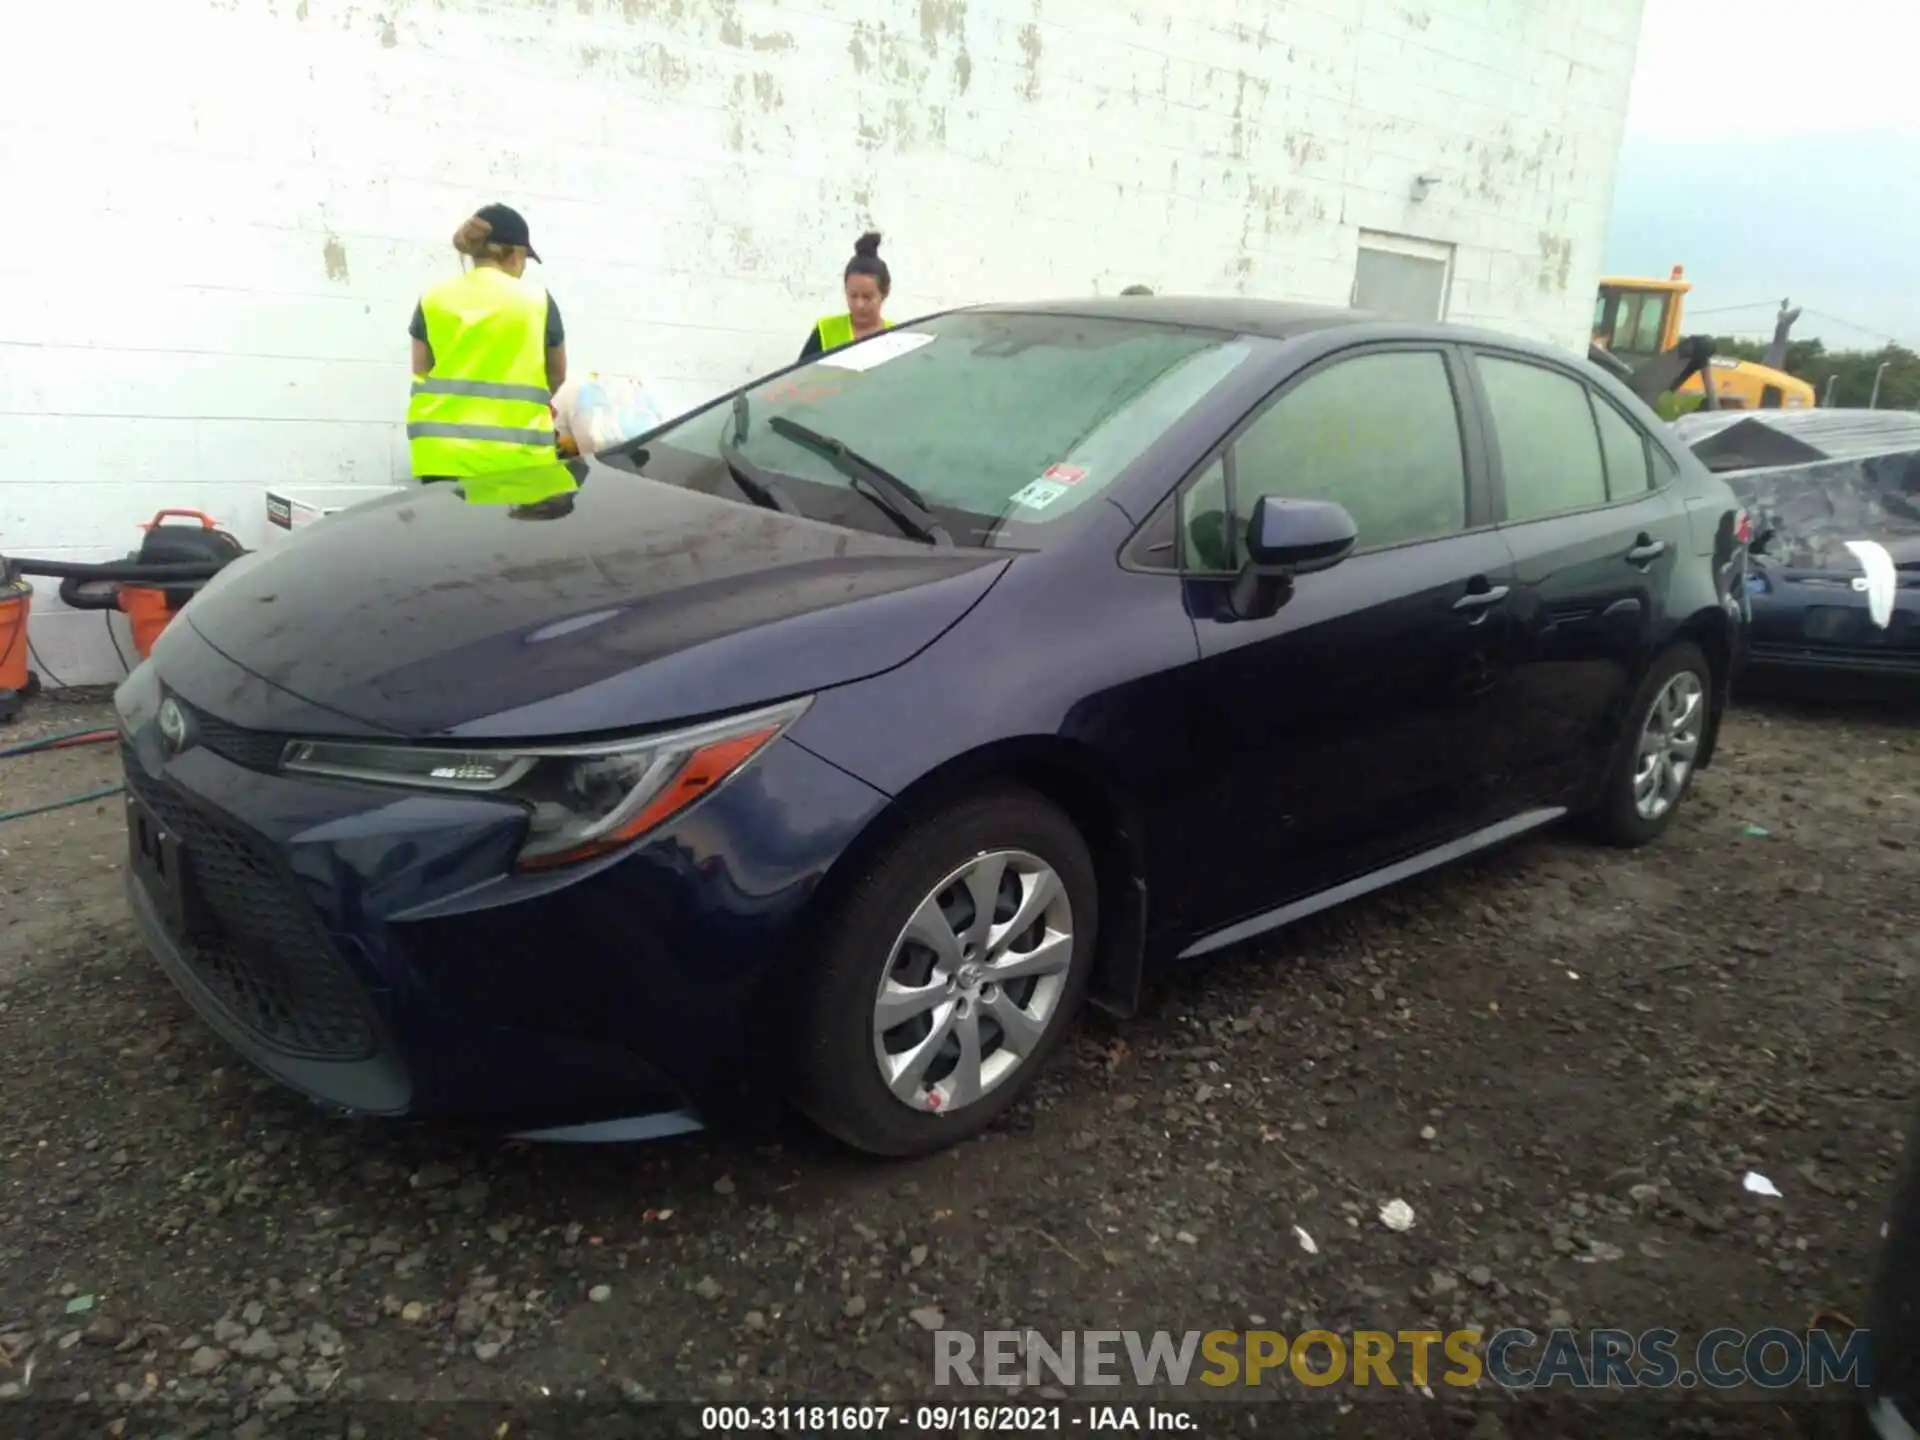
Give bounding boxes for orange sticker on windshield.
[765,380,844,405]
[1043,464,1087,485]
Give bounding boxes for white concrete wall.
[0,0,1644,686]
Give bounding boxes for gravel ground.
[1,688,1915,1439]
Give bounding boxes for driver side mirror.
[1230,495,1358,620]
[1748,524,1775,557]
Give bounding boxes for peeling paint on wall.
[322,235,350,283]
[1537,232,1574,293]
[626,42,691,90]
[848,22,923,83]
[920,0,966,46]
[1016,22,1042,99]
[1227,70,1272,162]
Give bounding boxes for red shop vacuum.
[0,510,246,723]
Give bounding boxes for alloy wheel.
[1632,669,1705,821]
[870,849,1074,1116]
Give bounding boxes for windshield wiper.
[767,416,952,547]
[717,430,801,515]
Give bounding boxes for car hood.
[182,458,1011,738]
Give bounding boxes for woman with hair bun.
[406,203,568,481]
[799,231,893,360]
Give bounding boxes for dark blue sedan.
[1673,407,1920,683]
[115,297,1751,1156]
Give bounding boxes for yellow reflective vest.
[813,313,892,352]
[407,267,556,477]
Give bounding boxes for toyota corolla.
[115,297,1750,1156]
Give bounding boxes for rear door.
[1462,347,1695,808]
[1136,343,1520,936]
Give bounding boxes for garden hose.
[0,727,122,825]
[0,785,124,825]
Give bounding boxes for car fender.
[786,731,1156,1020]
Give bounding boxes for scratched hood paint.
[180,460,1009,739]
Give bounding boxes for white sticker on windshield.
[815,331,936,372]
[1010,479,1070,510]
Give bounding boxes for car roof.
[1672,406,1920,468]
[956,294,1582,362]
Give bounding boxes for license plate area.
[127,794,210,941]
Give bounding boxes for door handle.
[1625,537,1667,564]
[1452,585,1510,611]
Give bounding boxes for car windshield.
[606,310,1269,549]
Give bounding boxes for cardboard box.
[263,485,406,542]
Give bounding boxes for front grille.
[122,746,380,1061]
[174,699,291,773]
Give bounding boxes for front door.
[1161,345,1518,935]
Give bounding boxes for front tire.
[1584,640,1712,847]
[792,788,1098,1157]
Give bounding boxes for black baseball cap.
[476,203,540,262]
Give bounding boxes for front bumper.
[115,674,892,1131]
[124,856,413,1114]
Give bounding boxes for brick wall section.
[0,0,1643,684]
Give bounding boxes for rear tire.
[792,787,1098,1158]
[1583,640,1712,848]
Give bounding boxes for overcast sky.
[1604,0,1918,351]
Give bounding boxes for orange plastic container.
[0,580,31,691]
[119,510,234,660]
[142,508,222,535]
[117,585,176,660]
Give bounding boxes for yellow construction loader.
[1590,266,1816,413]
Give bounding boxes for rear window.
[622,311,1271,549]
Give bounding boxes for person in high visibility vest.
[407,204,568,482]
[798,231,892,360]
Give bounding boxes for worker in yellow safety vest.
[798,231,893,360]
[407,204,568,481]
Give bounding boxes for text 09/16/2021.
[700,1405,1199,1431]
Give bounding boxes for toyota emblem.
[156,698,192,754]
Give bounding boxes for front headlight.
[280,696,811,870]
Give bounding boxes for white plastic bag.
[554,372,663,456]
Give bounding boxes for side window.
[1475,355,1608,522]
[1591,394,1652,499]
[1178,457,1235,572]
[1229,350,1468,551]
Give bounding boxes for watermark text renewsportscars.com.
[932,1327,1873,1391]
